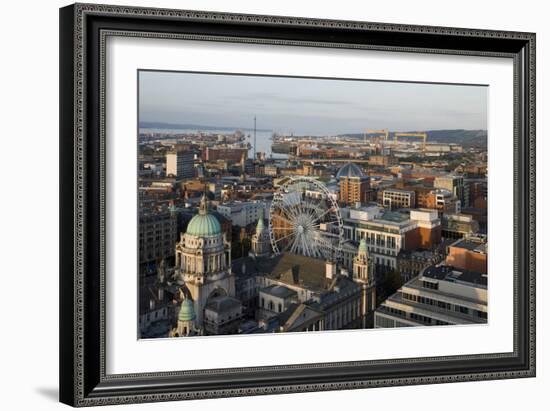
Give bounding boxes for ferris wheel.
[268,177,344,259]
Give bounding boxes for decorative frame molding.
[59,3,535,407]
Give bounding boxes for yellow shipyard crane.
[364,129,389,144]
[394,132,428,150]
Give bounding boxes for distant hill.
[342,129,487,147]
[139,121,271,133]
[422,129,487,146]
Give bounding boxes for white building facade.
[216,200,266,227]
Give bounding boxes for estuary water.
[140,128,288,160]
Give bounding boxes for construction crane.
[364,129,389,144]
[394,132,428,150]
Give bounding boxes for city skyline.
[137,70,488,340]
[139,70,488,135]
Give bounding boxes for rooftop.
[450,237,487,254]
[259,253,329,290]
[204,296,242,313]
[422,265,487,288]
[261,284,297,299]
[378,211,410,223]
[383,188,415,194]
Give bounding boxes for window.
[376,315,395,328]
[455,305,470,315]
[475,310,487,319]
[410,313,432,324]
[422,280,439,290]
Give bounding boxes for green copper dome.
[187,213,222,237]
[178,299,196,322]
[358,238,368,254]
[186,194,222,237]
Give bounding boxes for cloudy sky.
[139,70,487,135]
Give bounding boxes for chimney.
[326,260,337,280]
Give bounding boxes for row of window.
[401,292,487,319]
[380,305,452,326]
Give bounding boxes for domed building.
[174,195,235,331]
[337,162,370,206]
[336,162,366,180]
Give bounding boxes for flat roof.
[377,211,410,223]
[451,238,487,253]
[423,265,487,287]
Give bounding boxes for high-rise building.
[337,163,370,206]
[139,210,177,270]
[166,150,194,179]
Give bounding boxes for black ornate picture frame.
[59,3,535,407]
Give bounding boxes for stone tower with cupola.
[174,195,234,329]
[249,218,271,258]
[353,238,377,327]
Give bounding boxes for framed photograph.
[59,3,535,407]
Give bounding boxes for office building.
[139,210,177,269]
[166,150,194,179]
[216,200,266,228]
[374,265,487,328]
[382,188,416,209]
[341,207,441,271]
